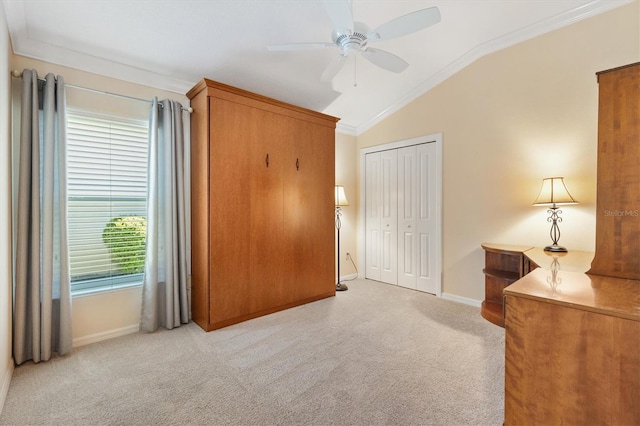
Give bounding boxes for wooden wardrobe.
[187,79,339,331]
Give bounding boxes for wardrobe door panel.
[285,119,335,302]
[248,108,287,313]
[208,98,252,325]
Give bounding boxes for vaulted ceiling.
[2,0,631,134]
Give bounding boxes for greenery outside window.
[67,111,149,294]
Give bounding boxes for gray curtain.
[141,98,189,332]
[13,69,72,365]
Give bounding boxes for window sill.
[72,280,143,298]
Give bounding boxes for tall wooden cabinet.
[187,79,339,331]
[588,62,640,280]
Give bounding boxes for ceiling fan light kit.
[332,24,369,55]
[267,0,441,82]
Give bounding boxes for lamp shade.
[335,185,349,206]
[533,177,578,206]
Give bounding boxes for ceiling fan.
[267,0,441,82]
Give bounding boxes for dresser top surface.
[524,247,594,273]
[481,243,534,254]
[504,268,640,322]
[481,243,594,273]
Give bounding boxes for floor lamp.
[335,185,349,291]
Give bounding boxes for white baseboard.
[72,324,140,348]
[339,273,358,282]
[345,276,482,307]
[441,292,482,307]
[0,358,14,416]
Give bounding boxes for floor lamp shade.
[335,185,349,207]
[533,177,578,253]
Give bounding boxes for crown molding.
[353,0,634,136]
[336,121,358,136]
[3,0,195,94]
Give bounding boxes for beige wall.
[8,55,188,347]
[357,3,639,301]
[335,132,358,279]
[0,2,14,414]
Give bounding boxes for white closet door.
[415,143,438,294]
[365,150,398,284]
[379,149,398,285]
[395,143,439,293]
[365,152,382,281]
[397,145,418,289]
[363,137,441,294]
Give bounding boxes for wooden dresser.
[482,244,639,423]
[502,62,640,425]
[504,270,640,425]
[187,79,339,331]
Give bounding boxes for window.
[66,111,149,294]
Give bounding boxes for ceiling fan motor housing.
[332,22,370,55]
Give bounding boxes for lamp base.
[336,282,349,291]
[544,244,568,253]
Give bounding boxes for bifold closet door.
[365,150,398,284]
[366,142,438,294]
[397,143,438,294]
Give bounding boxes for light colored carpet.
[0,279,505,425]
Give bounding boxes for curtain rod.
[11,69,192,113]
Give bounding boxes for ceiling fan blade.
[323,0,353,32]
[267,42,335,52]
[367,6,441,41]
[320,54,348,81]
[361,48,409,73]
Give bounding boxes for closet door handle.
[296,158,300,171]
[265,153,269,168]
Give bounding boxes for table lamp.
[533,177,578,252]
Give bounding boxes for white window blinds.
[66,112,149,294]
